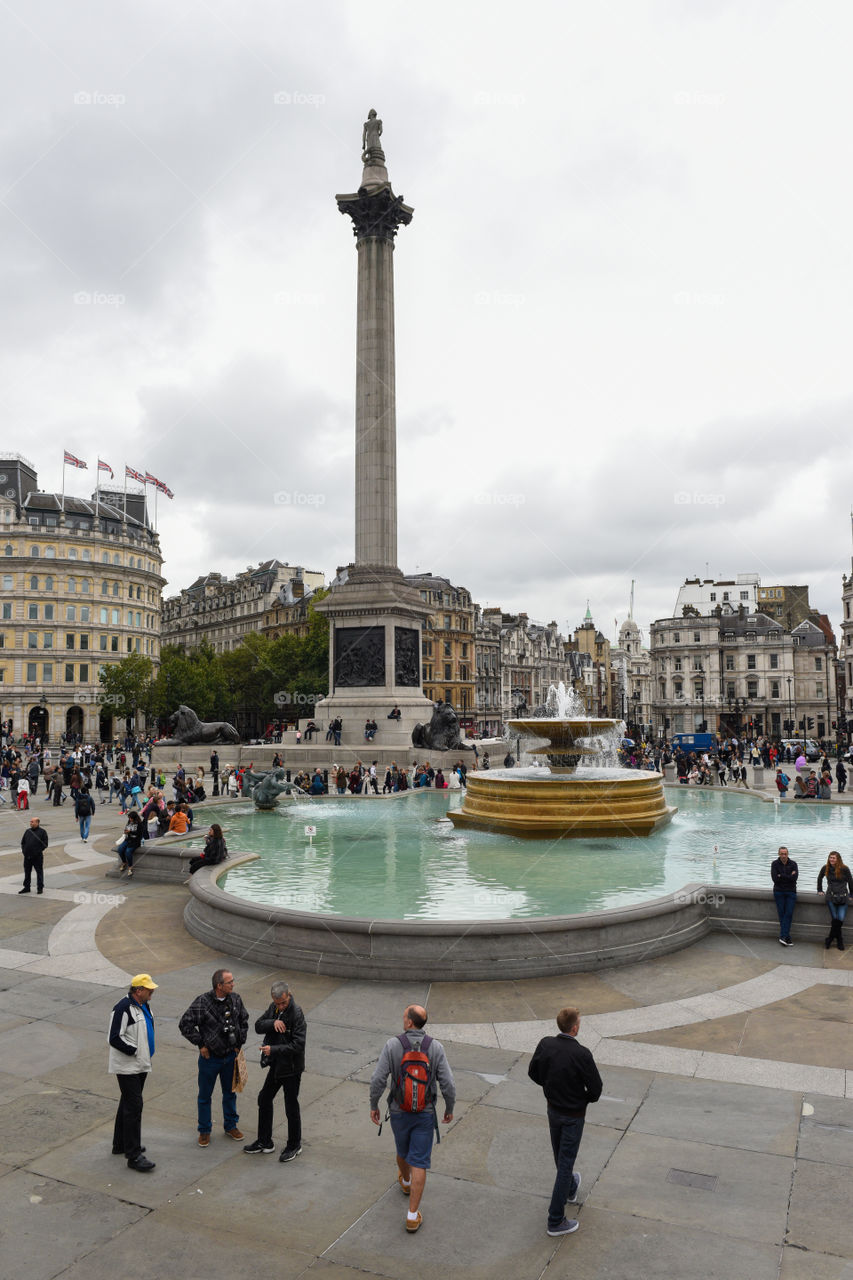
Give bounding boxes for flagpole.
[154,483,158,532]
[95,464,99,525]
[123,468,127,522]
[61,457,65,514]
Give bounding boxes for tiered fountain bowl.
[448,718,676,839]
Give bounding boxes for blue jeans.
[547,1111,584,1228]
[828,901,848,922]
[79,815,91,840]
[197,1052,238,1133]
[774,891,796,940]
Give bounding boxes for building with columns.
[611,616,652,734]
[163,561,324,653]
[0,454,164,743]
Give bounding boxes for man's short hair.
[212,969,230,989]
[271,981,290,999]
[556,1006,580,1034]
[406,1005,427,1029]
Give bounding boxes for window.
[28,603,37,619]
[135,611,141,627]
[815,657,823,671]
[101,580,109,594]
[45,575,53,590]
[444,663,451,679]
[1,603,10,619]
[747,680,758,698]
[29,576,38,590]
[740,591,748,600]
[81,579,90,593]
[726,682,735,699]
[65,663,74,682]
[100,607,108,623]
[79,663,89,681]
[30,546,40,558]
[747,655,756,670]
[3,545,10,556]
[82,549,90,561]
[66,606,76,621]
[693,658,703,670]
[28,632,37,648]
[43,633,53,649]
[44,546,55,558]
[113,553,120,564]
[771,681,780,698]
[102,552,109,564]
[444,615,451,630]
[80,634,89,650]
[673,632,680,643]
[725,654,734,671]
[111,609,119,625]
[723,592,729,601]
[43,662,52,681]
[127,611,133,626]
[26,662,37,681]
[111,635,118,652]
[99,634,107,651]
[112,582,119,596]
[709,592,716,602]
[68,548,77,559]
[770,653,778,669]
[67,578,76,592]
[817,683,824,697]
[66,633,75,649]
[693,632,700,643]
[2,574,11,589]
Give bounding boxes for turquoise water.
[203,789,851,922]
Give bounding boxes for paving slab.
[0,1167,145,1280]
[44,1216,317,1280]
[0,1019,104,1080]
[304,1022,386,1079]
[778,1246,853,1277]
[603,946,777,1001]
[544,1206,782,1279]
[627,1074,801,1155]
[589,1130,793,1244]
[797,1095,853,1168]
[324,1172,557,1280]
[307,980,431,1030]
[1,1086,111,1165]
[788,1158,853,1257]
[735,1008,853,1070]
[511,970,641,1018]
[153,1144,394,1255]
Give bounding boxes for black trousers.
[23,851,44,891]
[113,1072,147,1159]
[257,1071,301,1147]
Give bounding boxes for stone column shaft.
[355,236,397,569]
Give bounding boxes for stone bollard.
[752,767,765,788]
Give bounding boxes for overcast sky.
[3,0,853,644]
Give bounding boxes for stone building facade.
[162,561,324,654]
[404,573,476,733]
[611,617,652,733]
[0,455,163,743]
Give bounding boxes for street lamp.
[786,676,793,739]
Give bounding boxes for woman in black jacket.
[817,850,853,950]
[116,813,143,878]
[188,823,227,876]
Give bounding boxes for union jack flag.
[125,466,145,483]
[145,472,158,486]
[154,478,174,498]
[97,458,114,479]
[64,451,87,469]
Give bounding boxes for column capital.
[336,186,414,244]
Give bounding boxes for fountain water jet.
[449,683,676,838]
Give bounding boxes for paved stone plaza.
[1,790,852,1280]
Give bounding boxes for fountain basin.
[449,768,676,838]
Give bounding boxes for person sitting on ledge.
[188,823,228,875]
[364,719,377,741]
[387,706,401,720]
[303,720,317,742]
[309,769,325,795]
[169,804,190,835]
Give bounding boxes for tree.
[99,654,154,726]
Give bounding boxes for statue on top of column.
[361,109,385,164]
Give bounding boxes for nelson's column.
[314,109,433,746]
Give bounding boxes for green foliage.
[99,653,154,717]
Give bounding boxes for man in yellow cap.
[108,974,158,1171]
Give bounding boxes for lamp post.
[38,691,48,746]
[786,676,793,740]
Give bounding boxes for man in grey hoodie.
[369,1005,455,1234]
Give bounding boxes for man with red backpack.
[369,1005,455,1234]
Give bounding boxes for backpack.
[395,1033,433,1112]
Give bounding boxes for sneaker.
[278,1145,302,1162]
[567,1171,581,1203]
[778,937,787,946]
[226,1127,244,1141]
[198,1133,211,1147]
[244,1139,275,1154]
[127,1155,155,1172]
[398,1172,411,1195]
[547,1217,579,1237]
[405,1211,423,1233]
[783,938,793,946]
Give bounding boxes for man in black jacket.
[528,1007,602,1237]
[243,981,306,1161]
[770,845,798,946]
[178,969,249,1146]
[19,816,48,894]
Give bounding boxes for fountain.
[449,683,676,838]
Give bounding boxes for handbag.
[828,882,850,906]
[232,1047,249,1092]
